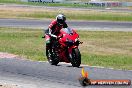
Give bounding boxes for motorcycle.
[44,28,83,67]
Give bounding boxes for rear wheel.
[71,48,81,67]
[46,48,59,65]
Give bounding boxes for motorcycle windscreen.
[62,28,74,34]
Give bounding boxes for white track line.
[38,61,132,72]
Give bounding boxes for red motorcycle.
[45,28,82,67]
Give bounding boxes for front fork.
[68,46,78,59]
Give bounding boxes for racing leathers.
[45,20,68,56]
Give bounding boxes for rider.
[45,14,68,56]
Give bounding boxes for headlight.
[66,38,74,46]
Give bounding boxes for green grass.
[79,31,132,70]
[82,55,132,70]
[0,6,132,21]
[0,27,45,61]
[103,0,132,2]
[0,0,132,21]
[0,0,20,3]
[0,27,132,70]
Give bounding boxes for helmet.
[56,14,66,25]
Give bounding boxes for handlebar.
[42,36,45,38]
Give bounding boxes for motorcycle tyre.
[46,49,59,66]
[71,48,81,67]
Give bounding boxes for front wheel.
[70,48,81,67]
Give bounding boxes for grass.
[66,0,132,1]
[79,31,132,70]
[0,27,44,61]
[0,5,132,21]
[103,0,132,2]
[0,27,132,70]
[0,0,20,3]
[0,0,132,21]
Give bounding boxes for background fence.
[20,0,132,7]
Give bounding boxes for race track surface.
[0,58,132,88]
[0,18,132,31]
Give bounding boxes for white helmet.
[56,14,66,25]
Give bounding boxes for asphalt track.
[0,18,132,31]
[0,58,132,88]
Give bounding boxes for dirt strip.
[0,52,18,59]
[0,84,18,88]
